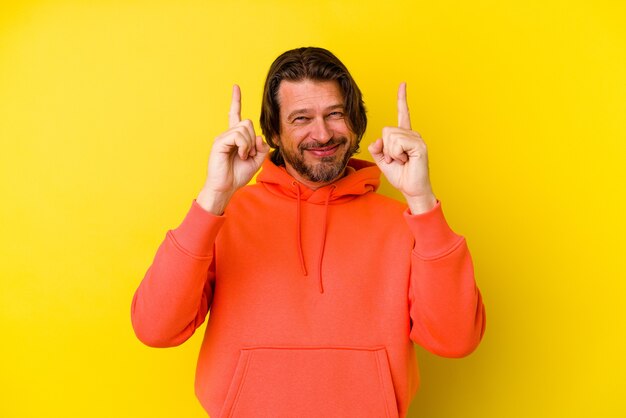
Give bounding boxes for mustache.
[299,137,347,151]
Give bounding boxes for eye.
[292,116,310,123]
[327,111,344,119]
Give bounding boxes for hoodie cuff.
[169,200,226,257]
[403,201,463,258]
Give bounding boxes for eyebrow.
[286,104,345,121]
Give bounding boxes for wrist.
[196,187,233,215]
[404,192,437,215]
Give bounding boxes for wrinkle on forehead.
[278,79,344,117]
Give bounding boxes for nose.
[310,118,332,143]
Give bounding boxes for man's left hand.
[368,82,437,214]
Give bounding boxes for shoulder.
[356,190,407,213]
[228,182,266,202]
[223,183,277,217]
[339,191,409,232]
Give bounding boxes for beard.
[279,136,358,184]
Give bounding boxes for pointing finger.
[229,84,242,128]
[397,82,412,130]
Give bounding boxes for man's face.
[275,79,358,188]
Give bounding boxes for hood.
[257,158,381,204]
[256,158,381,294]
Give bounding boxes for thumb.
[253,136,270,164]
[368,138,385,163]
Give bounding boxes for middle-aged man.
[132,46,486,417]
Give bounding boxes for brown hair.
[260,47,367,165]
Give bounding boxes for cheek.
[283,129,310,147]
[328,119,351,135]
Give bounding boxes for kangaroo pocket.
[219,346,399,418]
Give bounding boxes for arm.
[131,85,269,347]
[131,202,223,347]
[369,83,485,356]
[405,202,485,357]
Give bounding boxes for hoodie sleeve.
[131,200,225,348]
[404,201,486,358]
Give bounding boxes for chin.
[306,159,349,183]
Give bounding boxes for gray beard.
[279,138,357,184]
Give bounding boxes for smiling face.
[275,79,359,189]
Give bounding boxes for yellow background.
[1,0,625,417]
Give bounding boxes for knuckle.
[234,127,251,139]
[233,131,248,144]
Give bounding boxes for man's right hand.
[197,85,270,215]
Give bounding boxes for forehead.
[277,79,344,115]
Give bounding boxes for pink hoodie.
[132,158,485,417]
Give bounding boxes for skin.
[197,84,270,215]
[197,80,436,215]
[368,82,437,214]
[274,79,358,189]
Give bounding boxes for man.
[132,47,485,417]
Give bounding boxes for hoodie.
[131,158,485,418]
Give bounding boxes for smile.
[304,144,341,158]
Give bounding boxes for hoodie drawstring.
[315,185,336,294]
[292,182,335,294]
[293,182,308,277]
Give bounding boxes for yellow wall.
[1,0,625,416]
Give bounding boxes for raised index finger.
[229,84,242,128]
[397,82,412,130]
